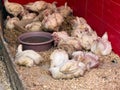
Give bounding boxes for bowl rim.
[18,31,54,45]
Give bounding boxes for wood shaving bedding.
[14,48,120,90]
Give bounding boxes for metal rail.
[0,36,25,90]
[0,1,25,90]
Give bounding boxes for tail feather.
[17,44,23,53]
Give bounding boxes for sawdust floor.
[12,47,120,90]
[0,60,11,90]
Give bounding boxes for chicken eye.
[111,59,117,63]
[85,28,88,32]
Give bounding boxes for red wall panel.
[68,0,120,55]
[8,0,66,6]
[85,10,105,36]
[87,0,103,18]
[68,0,87,17]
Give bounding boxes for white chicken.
[52,31,70,44]
[71,17,87,30]
[33,8,53,21]
[49,49,68,79]
[34,9,54,21]
[50,49,69,68]
[33,2,57,21]
[58,37,82,50]
[84,52,99,69]
[15,44,43,67]
[71,17,98,50]
[71,17,94,36]
[60,60,86,77]
[5,16,20,30]
[49,49,86,79]
[57,44,75,57]
[72,51,99,70]
[49,49,69,79]
[58,2,73,17]
[49,66,69,79]
[22,12,37,20]
[24,1,47,12]
[91,32,112,55]
[42,13,64,31]
[52,31,82,50]
[4,0,24,16]
[76,30,98,50]
[50,60,86,79]
[25,21,42,32]
[47,2,57,10]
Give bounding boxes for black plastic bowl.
[18,32,54,52]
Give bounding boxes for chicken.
[77,30,97,50]
[52,31,82,50]
[49,49,86,79]
[52,31,70,45]
[58,37,82,50]
[50,49,69,68]
[24,1,47,12]
[5,16,20,30]
[57,44,75,58]
[34,9,54,21]
[22,12,37,20]
[47,2,57,11]
[49,49,70,78]
[33,8,53,21]
[50,60,86,79]
[71,17,98,50]
[72,51,99,70]
[60,60,86,77]
[15,44,43,67]
[71,17,87,30]
[52,31,81,50]
[33,2,57,21]
[84,52,99,69]
[25,21,42,32]
[91,32,112,55]
[4,0,24,16]
[58,2,73,17]
[39,2,57,18]
[42,13,64,31]
[49,66,70,79]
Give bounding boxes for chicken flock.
[4,0,112,79]
[4,0,71,31]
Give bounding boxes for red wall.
[68,0,120,55]
[4,0,120,55]
[8,0,66,6]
